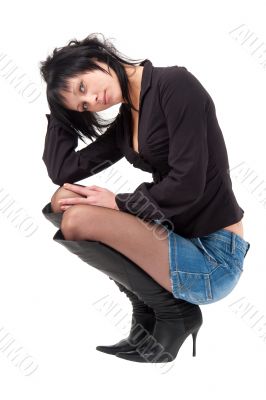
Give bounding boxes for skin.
[60,58,143,113]
[49,59,245,300]
[58,59,144,213]
[58,59,244,239]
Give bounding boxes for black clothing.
[42,59,244,238]
[52,228,203,362]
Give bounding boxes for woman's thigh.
[60,204,173,292]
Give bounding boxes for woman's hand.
[58,183,119,211]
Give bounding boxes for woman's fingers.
[58,197,90,206]
[63,183,89,195]
[61,205,72,210]
[87,185,104,191]
[63,183,105,194]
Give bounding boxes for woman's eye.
[79,82,87,111]
[80,81,85,93]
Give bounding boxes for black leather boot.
[42,202,155,354]
[51,227,203,363]
[42,201,63,229]
[96,277,155,355]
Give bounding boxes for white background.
[0,0,265,397]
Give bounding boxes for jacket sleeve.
[114,67,212,221]
[42,113,124,186]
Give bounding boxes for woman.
[40,32,251,363]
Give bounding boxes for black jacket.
[42,59,244,238]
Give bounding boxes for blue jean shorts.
[153,220,251,305]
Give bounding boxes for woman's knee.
[50,185,85,213]
[61,204,102,240]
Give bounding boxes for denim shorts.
[153,220,251,305]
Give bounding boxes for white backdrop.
[0,0,265,398]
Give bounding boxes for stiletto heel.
[42,202,156,355]
[52,227,203,363]
[192,327,200,357]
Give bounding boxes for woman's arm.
[42,113,124,186]
[115,67,212,221]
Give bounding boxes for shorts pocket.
[191,237,219,268]
[231,249,246,272]
[171,270,213,305]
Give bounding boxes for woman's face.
[61,60,124,113]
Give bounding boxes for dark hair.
[39,32,145,143]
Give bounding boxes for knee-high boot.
[42,202,155,354]
[96,278,156,355]
[51,226,203,363]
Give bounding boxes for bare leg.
[60,204,172,293]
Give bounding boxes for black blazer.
[42,59,244,238]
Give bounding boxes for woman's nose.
[91,94,102,106]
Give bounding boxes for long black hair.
[39,32,145,143]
